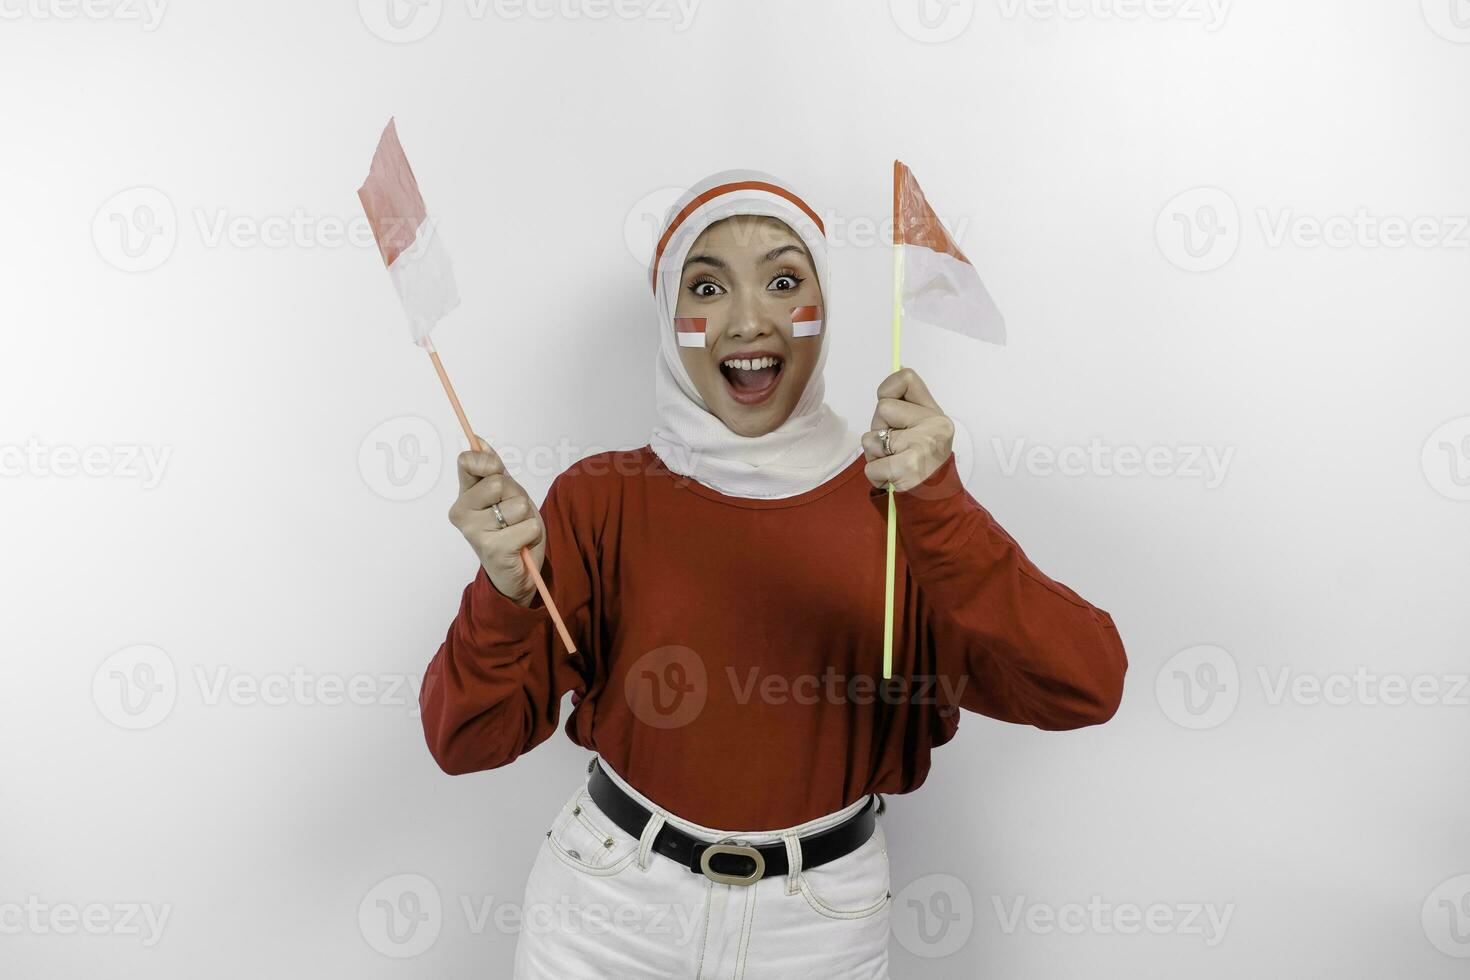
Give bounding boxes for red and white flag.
[674,316,707,348]
[893,161,1005,346]
[352,118,577,657]
[790,304,823,338]
[358,118,460,347]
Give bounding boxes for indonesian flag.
[358,118,460,347]
[790,304,823,337]
[674,316,707,348]
[893,160,1005,346]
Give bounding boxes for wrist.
[482,563,536,607]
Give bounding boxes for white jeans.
[512,757,892,979]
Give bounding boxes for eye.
[768,270,804,292]
[687,275,724,298]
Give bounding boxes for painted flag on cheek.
[790,305,823,337]
[893,160,1005,346]
[674,316,707,348]
[357,118,460,347]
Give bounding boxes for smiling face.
[674,214,824,437]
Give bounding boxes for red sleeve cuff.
[867,453,982,574]
[466,565,551,636]
[867,452,966,508]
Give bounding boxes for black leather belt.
[585,758,882,886]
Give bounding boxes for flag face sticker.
[674,316,707,348]
[790,305,823,337]
[358,118,460,346]
[894,161,1005,346]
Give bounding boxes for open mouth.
[719,353,784,406]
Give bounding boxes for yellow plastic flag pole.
[883,224,904,680]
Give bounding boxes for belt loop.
[782,832,802,895]
[637,811,666,872]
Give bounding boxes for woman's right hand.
[449,438,545,607]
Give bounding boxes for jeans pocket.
[545,785,640,877]
[797,820,892,921]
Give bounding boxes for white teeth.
[723,356,779,370]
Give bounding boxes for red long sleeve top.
[418,447,1127,831]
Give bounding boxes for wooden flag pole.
[883,228,904,680]
[425,339,578,656]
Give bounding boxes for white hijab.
[648,169,862,499]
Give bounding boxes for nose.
[723,284,779,344]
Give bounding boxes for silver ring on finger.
[490,502,508,530]
[878,427,893,457]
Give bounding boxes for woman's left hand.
[862,367,955,491]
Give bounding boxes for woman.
[418,169,1128,978]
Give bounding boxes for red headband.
[649,180,826,292]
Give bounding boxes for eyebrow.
[760,244,806,263]
[684,252,727,271]
[683,243,808,274]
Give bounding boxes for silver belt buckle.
[698,839,765,886]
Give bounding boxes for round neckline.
[640,445,868,510]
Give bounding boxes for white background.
[3,0,1469,976]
